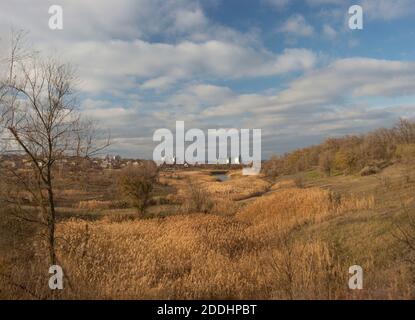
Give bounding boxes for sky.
[1,0,415,159]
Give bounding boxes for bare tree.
[0,31,109,266]
[394,118,415,145]
[183,178,213,214]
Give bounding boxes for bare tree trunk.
[46,182,57,265]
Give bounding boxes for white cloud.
[173,8,208,32]
[0,0,213,41]
[278,15,314,37]
[0,1,317,93]
[282,58,415,100]
[186,84,234,103]
[141,77,174,91]
[167,84,235,112]
[62,40,316,92]
[201,58,415,119]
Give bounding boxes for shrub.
[319,150,335,176]
[395,144,415,163]
[360,165,380,176]
[334,149,360,174]
[117,161,159,216]
[183,179,213,214]
[294,176,305,188]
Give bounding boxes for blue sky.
[1,0,415,158]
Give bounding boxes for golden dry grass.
[205,175,271,201]
[236,187,374,245]
[1,167,414,300]
[77,200,113,210]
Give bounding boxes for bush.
[117,161,159,216]
[319,150,335,176]
[183,179,213,214]
[294,176,305,188]
[395,144,415,163]
[359,166,380,176]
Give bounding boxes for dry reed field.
[1,164,414,300]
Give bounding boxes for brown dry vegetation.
[263,119,415,178]
[1,121,415,299]
[1,160,415,299]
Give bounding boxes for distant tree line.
[263,119,415,177]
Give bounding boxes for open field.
[1,162,415,299]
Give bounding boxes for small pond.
[211,171,230,182]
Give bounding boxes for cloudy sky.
[1,0,415,158]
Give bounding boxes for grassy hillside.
[263,119,415,177]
